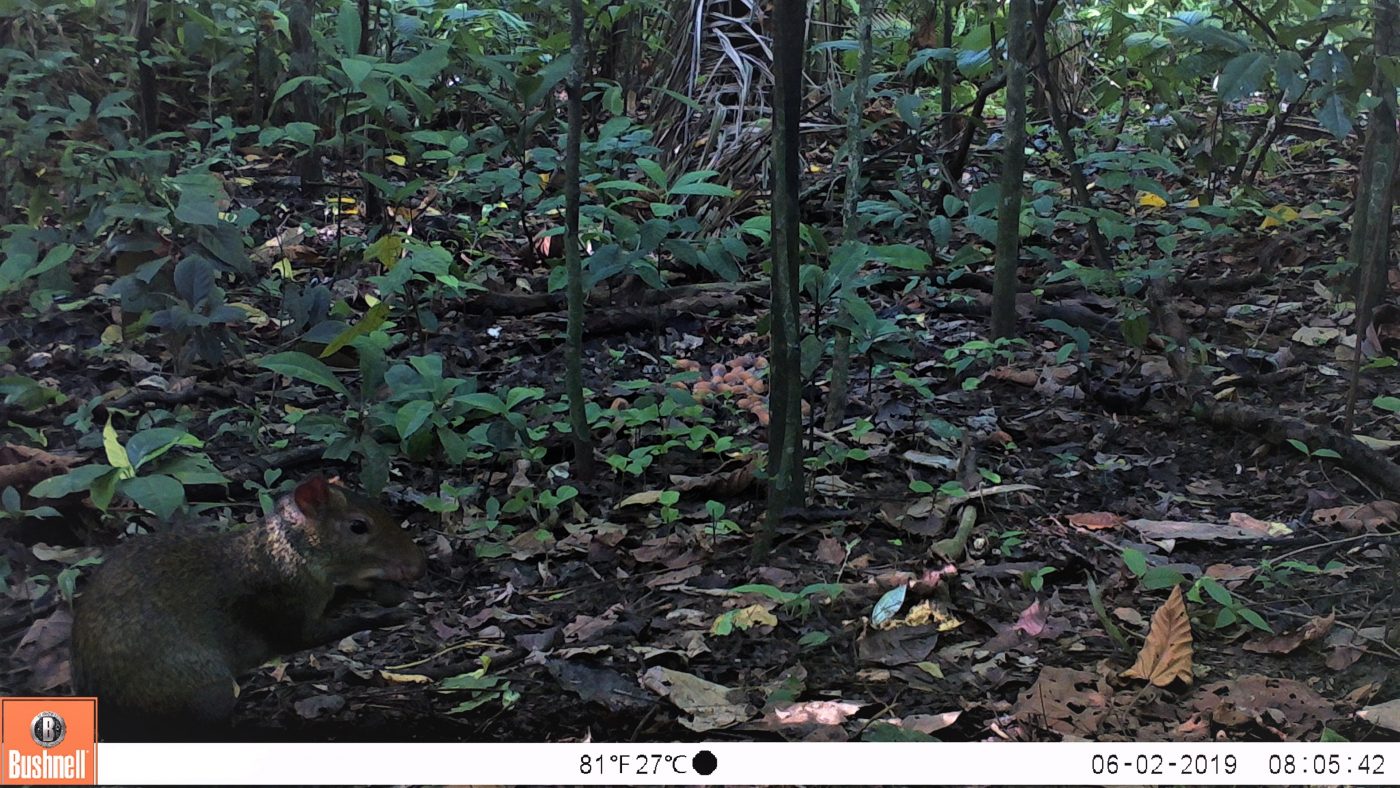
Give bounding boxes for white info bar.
[100,742,1400,785]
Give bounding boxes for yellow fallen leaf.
[1137,191,1167,208]
[272,258,296,279]
[1260,204,1299,229]
[378,670,432,684]
[100,325,123,346]
[386,154,407,167]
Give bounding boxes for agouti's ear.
[293,476,331,515]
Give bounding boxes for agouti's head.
[289,476,427,588]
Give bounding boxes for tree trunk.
[1343,0,1399,430]
[564,0,595,481]
[990,0,1030,339]
[755,0,808,562]
[287,0,323,184]
[825,0,873,430]
[133,0,158,140]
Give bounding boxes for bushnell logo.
[1,697,97,784]
[30,711,66,749]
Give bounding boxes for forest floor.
[5,121,1400,744]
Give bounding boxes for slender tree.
[1343,0,1399,430]
[1029,0,1110,270]
[755,0,807,561]
[564,0,595,480]
[133,0,157,140]
[825,0,873,431]
[287,0,323,184]
[990,0,1030,339]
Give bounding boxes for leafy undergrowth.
[5,127,1400,747]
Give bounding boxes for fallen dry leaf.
[1243,613,1335,655]
[1067,511,1125,530]
[1121,585,1194,687]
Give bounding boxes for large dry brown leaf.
[1122,585,1194,687]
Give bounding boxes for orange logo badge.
[0,698,97,785]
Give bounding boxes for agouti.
[71,476,426,739]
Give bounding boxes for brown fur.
[70,477,425,740]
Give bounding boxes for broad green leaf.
[1316,93,1352,139]
[121,474,185,520]
[336,1,361,54]
[457,392,507,414]
[258,351,350,397]
[321,302,391,357]
[340,56,374,89]
[395,400,434,440]
[874,244,931,271]
[1217,51,1272,102]
[126,428,202,470]
[636,158,669,190]
[30,465,116,498]
[1121,547,1148,576]
[1374,396,1400,412]
[1141,566,1187,590]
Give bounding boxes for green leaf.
[103,418,132,473]
[1312,448,1342,460]
[30,465,116,498]
[871,584,907,625]
[1215,606,1238,628]
[121,474,185,520]
[258,351,350,397]
[1286,438,1310,455]
[728,584,798,604]
[158,454,230,485]
[457,392,507,415]
[1320,727,1349,742]
[126,428,202,470]
[1197,576,1233,607]
[798,631,830,649]
[340,56,374,89]
[1373,396,1400,412]
[321,302,390,357]
[395,400,434,440]
[336,1,362,54]
[711,609,736,636]
[173,173,226,227]
[270,75,330,109]
[636,158,669,190]
[875,244,932,271]
[1316,93,1352,139]
[1141,566,1187,590]
[1121,547,1148,577]
[1238,607,1273,632]
[667,182,736,198]
[1217,51,1273,102]
[89,469,121,511]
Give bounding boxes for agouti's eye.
[349,519,369,535]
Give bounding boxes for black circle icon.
[693,749,717,776]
